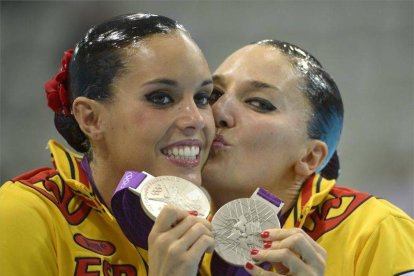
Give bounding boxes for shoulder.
[360,196,414,240]
[0,168,66,275]
[306,185,413,240]
[2,167,65,205]
[0,169,60,239]
[0,167,60,217]
[354,197,414,274]
[2,166,93,226]
[311,185,414,274]
[325,185,374,216]
[1,167,75,220]
[305,185,373,238]
[330,185,412,222]
[324,185,412,226]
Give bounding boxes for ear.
[72,97,105,141]
[295,140,328,177]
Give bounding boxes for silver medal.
[212,197,281,266]
[140,175,210,220]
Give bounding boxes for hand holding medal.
[211,188,284,267]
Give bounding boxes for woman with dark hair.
[0,13,215,275]
[203,40,414,275]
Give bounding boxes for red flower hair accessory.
[45,49,74,116]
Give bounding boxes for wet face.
[99,31,215,185]
[202,45,313,206]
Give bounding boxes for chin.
[166,168,202,186]
[203,161,223,176]
[182,173,201,186]
[202,173,227,192]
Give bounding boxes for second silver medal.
[212,197,281,266]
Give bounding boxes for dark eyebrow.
[213,75,279,92]
[143,78,212,88]
[144,78,178,86]
[250,80,279,91]
[200,79,213,87]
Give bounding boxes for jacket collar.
[283,174,336,228]
[48,139,108,213]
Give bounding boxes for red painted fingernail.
[188,210,198,216]
[263,241,272,249]
[245,262,254,270]
[250,249,259,255]
[261,231,269,238]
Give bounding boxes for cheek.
[128,108,167,128]
[136,113,170,145]
[203,110,215,140]
[115,108,166,145]
[127,107,149,124]
[235,125,277,170]
[244,123,278,149]
[244,122,301,158]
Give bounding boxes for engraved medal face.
[140,176,210,220]
[212,198,280,266]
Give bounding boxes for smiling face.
[202,44,316,208]
[95,31,215,186]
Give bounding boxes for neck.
[87,157,122,211]
[276,181,303,216]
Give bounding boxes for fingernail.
[263,241,272,249]
[250,249,259,255]
[188,210,198,216]
[245,262,254,270]
[261,231,269,238]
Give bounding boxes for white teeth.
[163,145,200,160]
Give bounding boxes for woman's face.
[99,32,214,186]
[202,45,313,204]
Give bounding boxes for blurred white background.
[1,1,413,217]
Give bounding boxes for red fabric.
[44,49,74,116]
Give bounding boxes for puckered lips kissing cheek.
[161,139,203,168]
[209,134,228,158]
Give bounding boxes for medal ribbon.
[111,171,155,249]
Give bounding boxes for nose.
[212,94,235,128]
[176,100,206,135]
